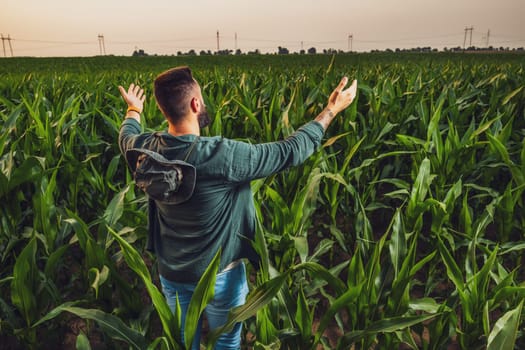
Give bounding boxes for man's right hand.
[119,83,146,121]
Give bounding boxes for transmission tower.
[1,34,14,57]
[1,34,5,57]
[463,26,473,49]
[486,29,490,47]
[216,30,220,52]
[98,34,106,55]
[235,32,237,51]
[348,34,353,52]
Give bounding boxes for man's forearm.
[314,108,336,131]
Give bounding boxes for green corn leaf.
[491,286,525,307]
[437,236,464,292]
[291,168,322,234]
[107,226,180,348]
[64,209,91,251]
[500,242,525,255]
[11,237,38,327]
[234,98,261,133]
[184,249,221,350]
[295,285,312,340]
[408,297,443,313]
[147,337,170,350]
[305,86,320,106]
[501,86,523,105]
[7,155,45,191]
[338,313,440,348]
[427,94,445,157]
[408,250,436,277]
[395,328,419,350]
[326,55,336,74]
[389,209,406,279]
[44,244,69,279]
[409,157,433,208]
[375,122,398,143]
[104,155,121,192]
[367,315,443,333]
[308,238,335,262]
[88,265,110,299]
[36,304,146,350]
[469,246,498,307]
[460,192,473,237]
[296,261,347,296]
[322,131,351,148]
[256,306,279,345]
[103,185,130,226]
[76,331,92,350]
[520,138,525,174]
[348,246,365,288]
[314,282,363,346]
[0,105,22,155]
[340,136,365,175]
[292,236,308,264]
[487,133,511,165]
[487,300,523,350]
[207,271,291,347]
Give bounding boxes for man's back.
[119,117,325,283]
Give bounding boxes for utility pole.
[98,34,106,55]
[1,34,6,57]
[235,32,237,51]
[1,34,14,57]
[216,30,220,52]
[301,41,304,51]
[463,26,473,49]
[486,29,490,47]
[7,34,13,56]
[348,34,353,52]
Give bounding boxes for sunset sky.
[2,0,524,57]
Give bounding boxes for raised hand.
[327,77,357,115]
[315,77,358,130]
[118,83,146,113]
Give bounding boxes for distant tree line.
[132,45,524,57]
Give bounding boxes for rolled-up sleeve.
[118,118,147,155]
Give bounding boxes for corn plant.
[1,53,524,349]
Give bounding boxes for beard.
[197,109,211,128]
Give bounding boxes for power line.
[13,38,93,44]
[3,30,524,56]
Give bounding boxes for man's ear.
[190,97,199,113]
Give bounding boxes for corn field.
[0,53,524,349]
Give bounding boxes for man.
[118,66,357,349]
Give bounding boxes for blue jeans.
[159,262,249,350]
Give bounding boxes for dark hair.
[154,66,197,124]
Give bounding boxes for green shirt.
[119,118,325,283]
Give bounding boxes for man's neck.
[168,118,200,137]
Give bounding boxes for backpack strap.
[183,136,199,162]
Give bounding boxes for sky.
[2,0,524,57]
